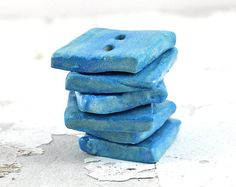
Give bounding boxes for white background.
[0,0,236,18]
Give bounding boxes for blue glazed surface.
[83,100,175,144]
[79,119,181,163]
[75,81,167,114]
[51,28,176,73]
[64,92,176,134]
[66,48,177,94]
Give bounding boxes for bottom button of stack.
[79,119,181,163]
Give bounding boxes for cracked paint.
[0,145,43,178]
[0,99,73,149]
[84,157,158,182]
[0,163,21,178]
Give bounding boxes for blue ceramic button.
[66,48,177,94]
[75,81,167,114]
[82,99,176,144]
[65,92,176,134]
[79,119,181,163]
[51,28,176,73]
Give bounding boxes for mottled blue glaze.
[79,119,181,163]
[68,93,176,144]
[51,28,176,73]
[65,92,176,134]
[75,81,167,114]
[66,48,177,94]
[82,100,175,144]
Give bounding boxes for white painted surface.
[0,10,236,186]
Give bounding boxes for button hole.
[103,44,114,52]
[115,34,126,40]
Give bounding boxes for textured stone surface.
[65,92,176,135]
[51,28,176,73]
[75,81,167,114]
[79,119,181,163]
[66,48,177,93]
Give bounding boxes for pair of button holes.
[103,34,126,52]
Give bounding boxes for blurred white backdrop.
[0,0,236,18]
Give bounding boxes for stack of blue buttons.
[51,28,181,163]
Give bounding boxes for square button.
[79,119,181,163]
[51,28,176,73]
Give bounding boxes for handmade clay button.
[81,100,175,144]
[79,119,181,163]
[51,28,176,73]
[75,81,167,114]
[65,92,176,134]
[66,48,177,94]
[68,93,176,144]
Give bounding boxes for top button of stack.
[51,28,176,73]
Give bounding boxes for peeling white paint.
[0,145,43,178]
[84,157,158,182]
[0,128,52,149]
[0,163,21,178]
[0,146,18,165]
[0,100,76,149]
